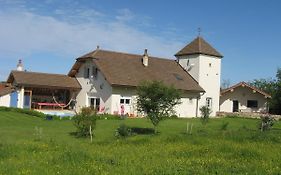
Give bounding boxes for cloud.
[0,5,185,80]
[0,8,183,58]
[116,8,135,22]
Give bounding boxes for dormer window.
[84,67,90,78]
[92,66,98,79]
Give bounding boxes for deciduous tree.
[137,81,181,132]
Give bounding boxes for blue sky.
[0,0,280,85]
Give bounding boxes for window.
[173,73,183,81]
[125,99,130,104]
[84,67,90,78]
[247,100,258,108]
[89,97,100,110]
[92,66,98,79]
[120,99,124,104]
[120,97,131,104]
[206,97,212,108]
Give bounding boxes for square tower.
[175,37,223,116]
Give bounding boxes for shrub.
[259,115,275,131]
[200,106,212,125]
[115,124,131,137]
[73,107,97,137]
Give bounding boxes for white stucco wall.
[17,87,24,108]
[75,60,112,113]
[112,87,199,117]
[111,87,138,116]
[178,54,200,82]
[0,94,11,107]
[220,86,269,113]
[174,92,200,117]
[177,54,221,116]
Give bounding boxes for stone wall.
[216,111,281,120]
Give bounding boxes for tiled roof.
[175,36,223,58]
[0,83,14,96]
[221,81,271,98]
[69,49,204,92]
[7,71,81,90]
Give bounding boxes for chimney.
[142,49,149,67]
[16,59,24,71]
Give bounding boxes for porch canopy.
[7,71,81,109]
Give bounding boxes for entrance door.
[89,97,100,111]
[233,100,239,112]
[120,97,131,115]
[23,91,32,109]
[10,91,18,107]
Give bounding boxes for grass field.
[0,111,281,174]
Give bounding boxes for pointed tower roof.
[175,37,223,58]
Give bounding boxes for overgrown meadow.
[1,111,281,174]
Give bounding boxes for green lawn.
[0,111,281,174]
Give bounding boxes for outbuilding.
[219,82,271,113]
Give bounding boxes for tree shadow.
[69,132,79,137]
[131,127,155,135]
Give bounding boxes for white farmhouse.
[1,36,270,117]
[68,36,222,117]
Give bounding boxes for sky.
[0,0,280,85]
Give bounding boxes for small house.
[219,82,271,113]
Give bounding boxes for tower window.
[209,63,212,67]
[206,97,212,108]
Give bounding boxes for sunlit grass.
[0,111,281,174]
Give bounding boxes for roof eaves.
[221,82,271,98]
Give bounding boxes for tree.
[73,107,97,138]
[249,68,281,114]
[137,81,181,132]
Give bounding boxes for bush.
[73,107,97,137]
[200,106,212,125]
[259,115,275,131]
[115,124,131,138]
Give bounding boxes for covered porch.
[22,87,77,110]
[7,70,82,113]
